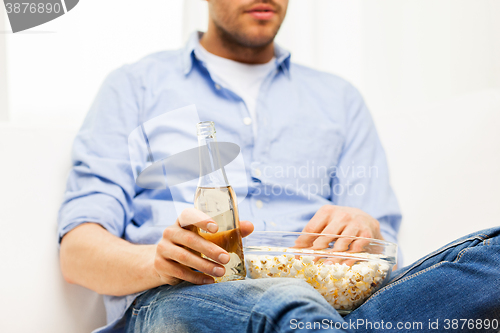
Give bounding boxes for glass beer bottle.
[194,121,246,282]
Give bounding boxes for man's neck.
[199,23,275,65]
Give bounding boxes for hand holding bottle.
[194,121,248,282]
[153,208,254,286]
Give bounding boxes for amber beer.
[194,122,246,282]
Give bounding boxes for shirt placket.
[248,67,281,229]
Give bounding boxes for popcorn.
[269,265,280,274]
[245,247,392,312]
[319,266,330,279]
[302,255,314,264]
[304,265,317,278]
[331,269,345,280]
[292,260,304,271]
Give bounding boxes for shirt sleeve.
[57,66,141,244]
[332,84,403,264]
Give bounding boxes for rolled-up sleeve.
[332,84,403,263]
[57,66,141,243]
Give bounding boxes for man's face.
[207,0,289,48]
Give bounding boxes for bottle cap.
[197,121,216,137]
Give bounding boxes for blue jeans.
[124,227,500,332]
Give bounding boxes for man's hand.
[59,210,253,296]
[297,205,383,251]
[153,208,254,286]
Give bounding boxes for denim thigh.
[124,277,346,333]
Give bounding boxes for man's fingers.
[240,220,254,238]
[319,225,374,266]
[310,215,348,250]
[178,208,218,233]
[312,232,344,250]
[165,227,230,265]
[336,223,376,253]
[331,224,360,252]
[309,218,347,264]
[294,233,320,249]
[348,238,371,254]
[295,207,332,247]
[158,242,226,278]
[303,206,331,233]
[155,257,214,285]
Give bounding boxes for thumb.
[240,220,254,238]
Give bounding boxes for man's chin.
[236,30,277,48]
[242,37,275,48]
[215,21,279,49]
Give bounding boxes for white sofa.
[1,89,499,332]
[0,124,107,333]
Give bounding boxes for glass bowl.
[243,231,397,314]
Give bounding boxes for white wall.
[381,89,500,264]
[276,0,500,114]
[3,0,184,127]
[0,5,8,120]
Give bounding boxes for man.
[58,0,500,332]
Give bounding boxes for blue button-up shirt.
[58,32,402,332]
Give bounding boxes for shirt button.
[255,200,263,209]
[215,84,221,90]
[243,117,252,125]
[255,168,262,177]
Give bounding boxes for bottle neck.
[197,122,229,188]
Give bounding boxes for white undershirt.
[195,45,276,135]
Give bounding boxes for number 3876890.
[5,2,62,14]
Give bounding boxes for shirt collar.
[182,31,291,78]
